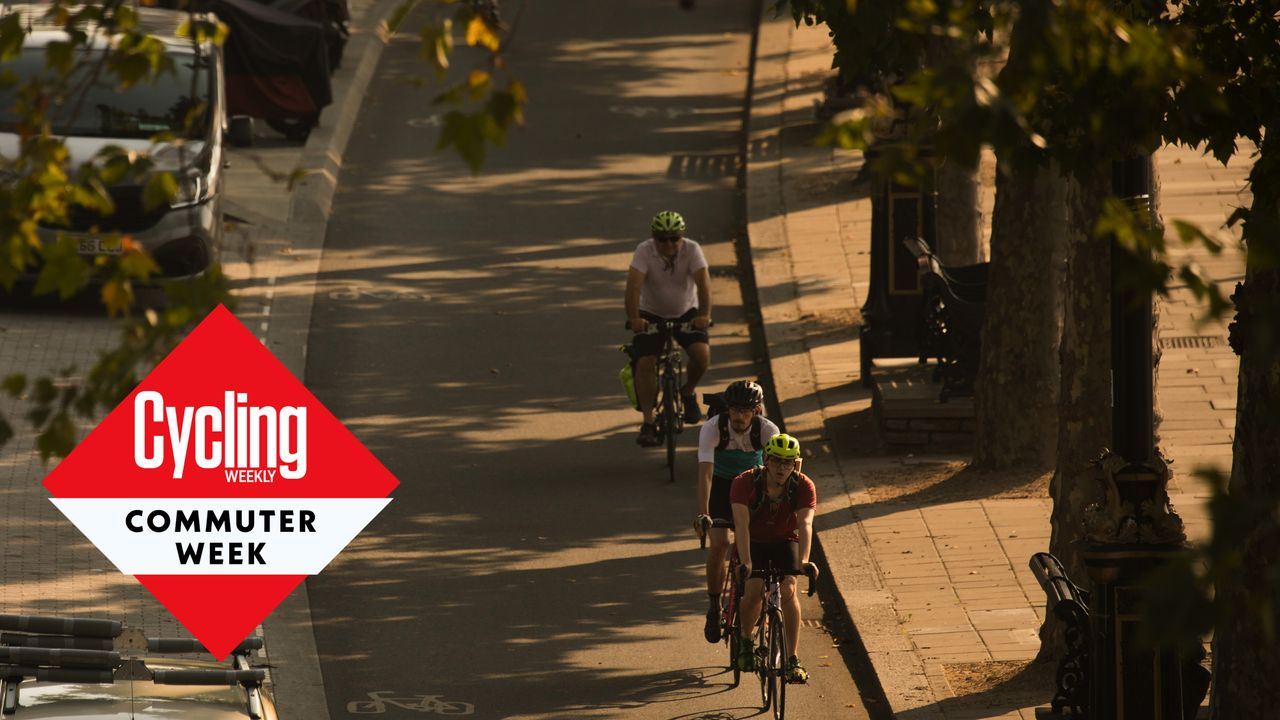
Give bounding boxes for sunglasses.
[654,234,682,243]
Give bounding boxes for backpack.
[748,466,799,513]
[703,392,764,451]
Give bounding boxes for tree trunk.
[926,35,983,267]
[1039,161,1113,658]
[973,158,1066,469]
[934,159,984,266]
[1210,267,1280,718]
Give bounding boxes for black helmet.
[724,380,764,408]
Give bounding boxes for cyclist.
[694,380,779,643]
[625,210,713,447]
[731,433,817,684]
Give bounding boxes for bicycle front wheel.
[756,614,771,708]
[727,627,741,687]
[770,609,787,719]
[662,373,678,482]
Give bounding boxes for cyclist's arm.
[696,421,717,517]
[731,502,752,570]
[625,267,646,331]
[692,266,712,326]
[697,462,713,517]
[795,506,815,565]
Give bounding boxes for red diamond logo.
[44,305,398,659]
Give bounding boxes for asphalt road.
[304,1,874,717]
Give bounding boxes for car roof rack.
[0,614,265,719]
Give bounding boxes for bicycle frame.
[742,566,815,719]
[642,320,687,482]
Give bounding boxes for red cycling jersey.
[729,468,817,543]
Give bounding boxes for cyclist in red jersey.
[730,433,817,684]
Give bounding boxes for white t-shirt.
[629,238,709,318]
[697,415,781,464]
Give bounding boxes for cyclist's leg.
[772,541,809,682]
[633,357,658,425]
[675,316,710,391]
[705,476,735,593]
[738,541,771,641]
[706,527,732,593]
[781,574,801,657]
[631,321,663,439]
[683,340,709,393]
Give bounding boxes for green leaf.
[0,15,26,61]
[33,236,90,300]
[45,40,74,74]
[35,412,76,460]
[1170,219,1223,255]
[436,111,485,173]
[32,377,56,404]
[143,172,177,211]
[2,374,26,397]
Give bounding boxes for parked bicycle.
[739,565,816,720]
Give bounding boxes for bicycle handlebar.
[738,564,819,597]
[695,515,733,549]
[624,318,715,333]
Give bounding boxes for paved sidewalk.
[745,9,1246,720]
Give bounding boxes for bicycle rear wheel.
[770,609,787,719]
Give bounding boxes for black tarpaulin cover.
[197,0,331,118]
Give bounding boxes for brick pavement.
[746,9,1247,719]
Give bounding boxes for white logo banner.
[50,498,392,575]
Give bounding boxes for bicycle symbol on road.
[347,690,474,715]
[328,287,432,302]
[608,105,692,119]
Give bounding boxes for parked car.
[0,5,229,279]
[0,614,276,719]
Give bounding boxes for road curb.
[741,6,946,718]
[259,2,401,717]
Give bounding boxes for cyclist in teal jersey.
[693,380,778,643]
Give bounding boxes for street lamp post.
[1077,155,1204,720]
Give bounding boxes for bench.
[1029,552,1090,717]
[901,237,988,402]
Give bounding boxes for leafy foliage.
[395,0,525,172]
[0,0,233,456]
[787,0,1256,325]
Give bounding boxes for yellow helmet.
[764,433,801,460]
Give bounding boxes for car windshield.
[0,46,210,139]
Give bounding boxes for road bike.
[698,515,741,687]
[739,565,816,720]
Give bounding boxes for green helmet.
[764,433,801,461]
[651,211,686,234]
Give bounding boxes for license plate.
[77,237,123,256]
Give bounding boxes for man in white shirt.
[624,210,713,447]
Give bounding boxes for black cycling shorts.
[631,309,709,359]
[709,475,735,524]
[749,541,800,574]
